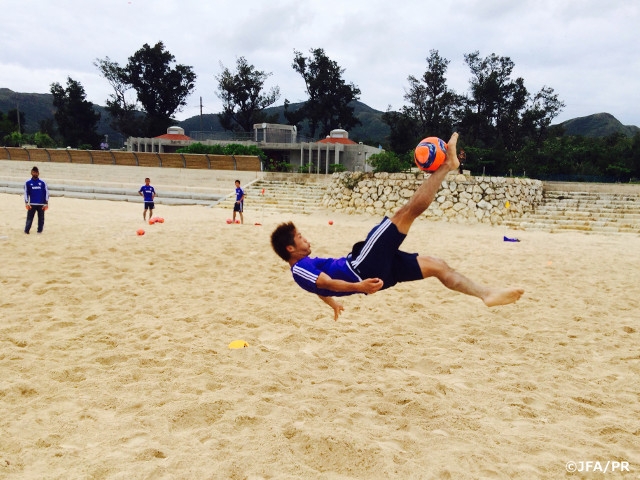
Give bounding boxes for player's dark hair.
[271,222,296,261]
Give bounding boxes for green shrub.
[32,132,57,148]
[368,151,412,173]
[3,131,22,147]
[177,142,267,163]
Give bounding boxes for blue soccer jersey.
[291,256,362,297]
[24,178,49,205]
[290,217,423,298]
[139,185,155,202]
[235,187,245,203]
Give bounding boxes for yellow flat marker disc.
[505,201,510,209]
[229,340,249,349]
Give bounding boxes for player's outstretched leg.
[391,132,460,234]
[418,255,524,307]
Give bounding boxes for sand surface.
[1,193,639,479]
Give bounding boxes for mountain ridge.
[558,112,640,137]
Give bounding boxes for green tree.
[383,50,463,155]
[368,150,412,173]
[602,132,633,180]
[456,51,564,175]
[460,51,529,152]
[516,134,632,180]
[7,109,26,134]
[215,56,280,132]
[50,77,101,148]
[461,52,564,151]
[630,132,640,180]
[4,132,57,148]
[3,131,22,147]
[31,132,58,148]
[38,118,57,138]
[285,48,361,138]
[520,86,565,145]
[0,111,18,141]
[381,108,422,155]
[125,42,196,136]
[94,56,144,137]
[404,50,463,138]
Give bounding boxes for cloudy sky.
[2,0,639,128]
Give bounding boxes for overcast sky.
[2,0,639,129]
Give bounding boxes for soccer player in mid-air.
[270,133,524,320]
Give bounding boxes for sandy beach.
[1,192,638,479]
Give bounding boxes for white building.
[126,124,381,172]
[127,126,192,154]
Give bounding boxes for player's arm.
[316,272,383,294]
[318,295,344,321]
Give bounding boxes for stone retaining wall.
[322,171,543,225]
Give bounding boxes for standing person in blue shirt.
[270,133,524,320]
[138,177,156,222]
[233,179,245,224]
[24,166,49,234]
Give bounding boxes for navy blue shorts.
[347,217,422,290]
[234,202,243,212]
[144,202,154,210]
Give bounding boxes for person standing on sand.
[138,178,156,222]
[233,179,245,224]
[24,166,49,234]
[270,133,524,320]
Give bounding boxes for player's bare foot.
[482,287,524,307]
[443,132,460,172]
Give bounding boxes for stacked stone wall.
[322,171,543,225]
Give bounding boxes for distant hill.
[0,88,121,142]
[0,89,56,130]
[178,100,390,144]
[558,112,640,138]
[3,88,639,145]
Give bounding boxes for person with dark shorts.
[24,166,49,234]
[270,133,524,320]
[138,178,156,221]
[232,180,245,224]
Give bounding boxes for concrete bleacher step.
[0,166,333,211]
[533,207,640,216]
[536,205,640,215]
[507,189,640,234]
[214,178,330,214]
[0,179,225,206]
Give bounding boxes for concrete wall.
[0,159,264,195]
[0,147,261,172]
[543,181,640,194]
